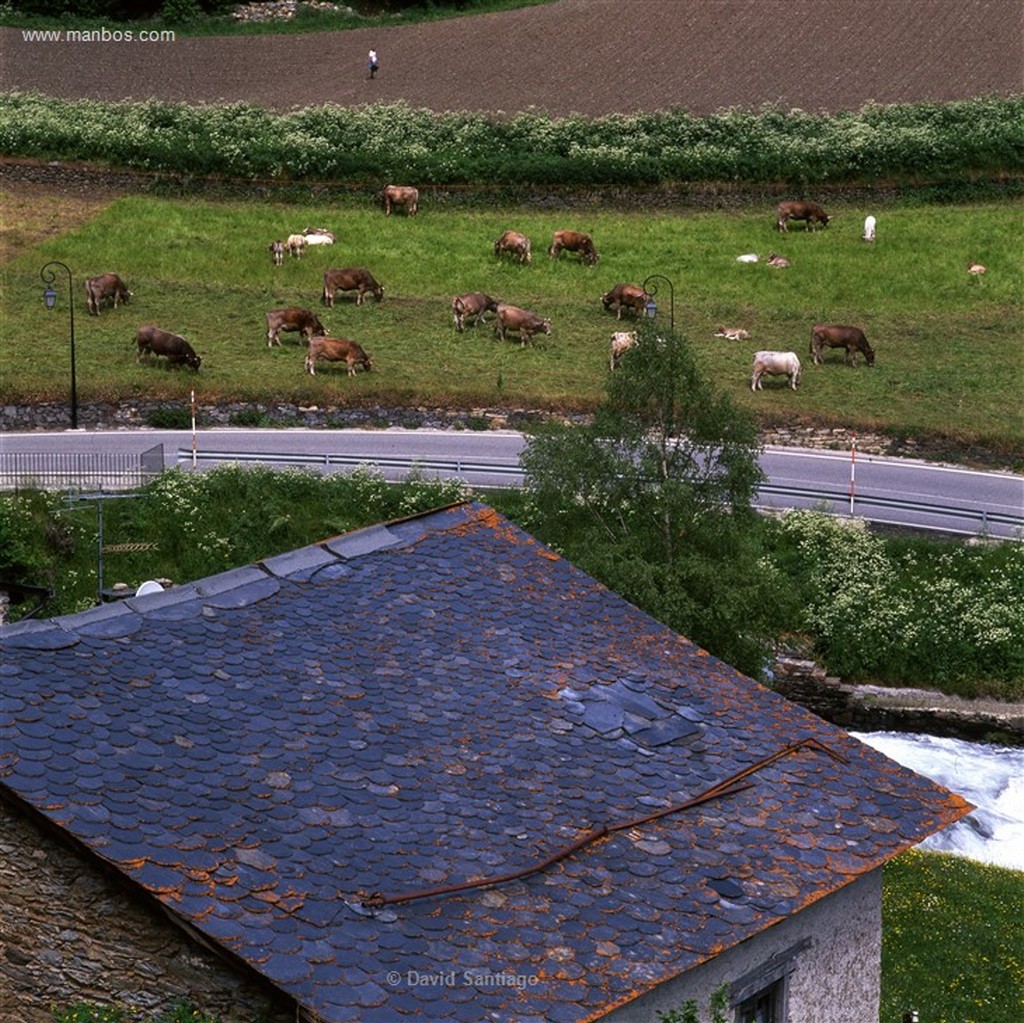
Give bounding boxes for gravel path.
[1,0,1021,117]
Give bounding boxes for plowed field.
[1,0,1021,117]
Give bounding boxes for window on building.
[735,977,783,1023]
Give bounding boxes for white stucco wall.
[603,869,883,1023]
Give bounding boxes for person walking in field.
[368,49,379,79]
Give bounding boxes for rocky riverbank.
[772,655,1024,746]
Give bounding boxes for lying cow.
[381,185,419,217]
[714,326,750,341]
[135,325,201,371]
[776,200,830,232]
[452,292,500,332]
[493,230,532,264]
[751,351,801,391]
[810,324,875,366]
[85,273,132,316]
[609,331,638,370]
[266,307,327,347]
[269,240,285,266]
[303,228,335,246]
[322,268,384,306]
[286,233,307,258]
[548,230,598,266]
[494,303,551,346]
[601,283,648,320]
[766,253,791,269]
[305,336,373,376]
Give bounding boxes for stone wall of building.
[0,797,296,1023]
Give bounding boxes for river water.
[852,731,1024,871]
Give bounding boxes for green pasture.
[1,195,1021,451]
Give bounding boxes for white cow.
[285,234,306,258]
[303,228,335,246]
[609,331,638,370]
[862,215,876,242]
[751,351,801,391]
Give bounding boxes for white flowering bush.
[779,510,1024,692]
[2,91,1020,185]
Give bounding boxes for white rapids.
[853,731,1024,871]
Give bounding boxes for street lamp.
[40,260,78,429]
[641,273,675,332]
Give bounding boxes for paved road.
[2,428,1021,539]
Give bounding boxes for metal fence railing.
[0,444,165,492]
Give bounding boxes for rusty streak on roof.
[0,502,972,1022]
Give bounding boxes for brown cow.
[381,185,419,217]
[810,324,875,366]
[493,230,532,264]
[452,292,500,332]
[548,230,598,266]
[776,201,830,232]
[322,268,384,307]
[494,303,551,346]
[85,273,132,316]
[266,307,327,347]
[135,325,201,371]
[601,283,648,320]
[269,240,285,266]
[305,337,373,376]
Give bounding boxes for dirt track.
[1,0,1021,117]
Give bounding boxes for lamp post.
[40,260,78,429]
[641,273,675,332]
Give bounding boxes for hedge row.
[1,92,1022,186]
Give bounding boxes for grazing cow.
[303,228,335,246]
[269,240,285,266]
[548,230,599,266]
[766,253,791,268]
[601,283,648,320]
[305,336,373,376]
[381,185,419,217]
[135,325,201,371]
[810,324,875,366]
[609,331,638,370]
[85,273,132,316]
[776,200,830,232]
[452,292,500,332]
[752,351,801,391]
[493,230,532,264]
[286,234,307,258]
[266,307,327,347]
[494,303,551,346]
[862,215,876,242]
[322,268,384,306]
[714,326,750,341]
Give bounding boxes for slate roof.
[0,502,971,1023]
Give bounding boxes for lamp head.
[43,285,58,310]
